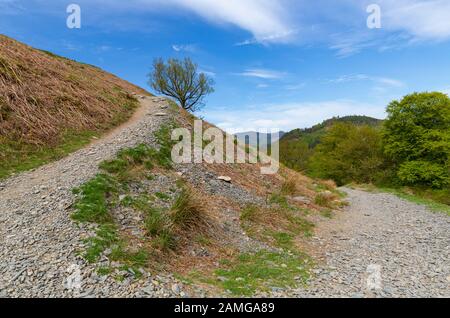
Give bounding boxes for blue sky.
[1,0,450,132]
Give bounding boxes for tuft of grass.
[110,246,149,277]
[214,250,311,296]
[152,123,178,169]
[195,234,212,246]
[170,187,204,227]
[155,192,171,201]
[281,178,297,196]
[144,207,167,236]
[314,192,335,208]
[268,193,290,209]
[240,204,259,222]
[151,229,177,251]
[97,266,113,276]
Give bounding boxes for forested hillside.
[279,116,382,172]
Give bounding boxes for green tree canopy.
[308,123,387,186]
[383,92,450,188]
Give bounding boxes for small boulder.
[217,176,232,183]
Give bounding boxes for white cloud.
[380,0,450,41]
[441,87,450,96]
[154,0,295,44]
[202,100,386,133]
[235,68,286,79]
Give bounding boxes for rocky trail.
[0,96,449,298]
[294,188,450,298]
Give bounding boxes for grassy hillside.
[0,35,149,179]
[279,116,382,172]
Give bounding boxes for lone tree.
[149,58,214,112]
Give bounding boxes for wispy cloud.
[198,69,216,77]
[328,74,405,88]
[172,44,197,53]
[0,0,25,15]
[235,68,286,79]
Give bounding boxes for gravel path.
[0,96,189,298]
[292,188,450,298]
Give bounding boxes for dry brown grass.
[0,35,149,146]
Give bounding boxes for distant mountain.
[235,131,286,149]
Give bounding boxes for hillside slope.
[0,35,148,178]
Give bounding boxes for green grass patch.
[155,192,171,201]
[214,250,310,296]
[271,232,295,250]
[268,193,290,209]
[72,174,120,223]
[240,204,259,222]
[83,224,119,263]
[0,130,99,180]
[320,208,334,219]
